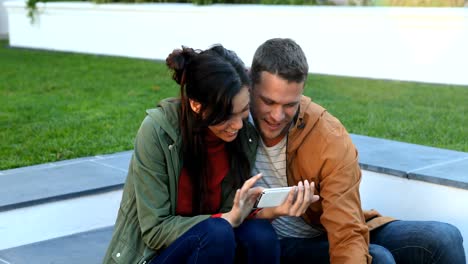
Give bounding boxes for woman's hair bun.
[166,46,197,85]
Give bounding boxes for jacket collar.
[288,95,327,153]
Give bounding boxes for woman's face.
[208,86,250,142]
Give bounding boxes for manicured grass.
[0,40,178,170]
[1,39,467,170]
[306,75,467,153]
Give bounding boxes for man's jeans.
[280,220,466,264]
[149,217,280,264]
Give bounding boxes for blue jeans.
[280,220,465,264]
[149,217,280,264]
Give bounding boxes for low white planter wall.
[0,0,12,38]
[5,2,468,85]
[361,170,468,260]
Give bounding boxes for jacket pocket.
[111,239,141,264]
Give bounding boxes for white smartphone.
[254,187,293,208]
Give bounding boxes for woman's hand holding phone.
[222,173,263,227]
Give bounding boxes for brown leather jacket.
[286,96,395,264]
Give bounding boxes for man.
[249,38,465,263]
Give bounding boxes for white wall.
[361,170,468,260]
[0,0,11,38]
[5,2,468,85]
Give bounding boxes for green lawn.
[0,40,176,169]
[307,75,467,153]
[1,39,467,170]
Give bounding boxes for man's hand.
[257,180,320,219]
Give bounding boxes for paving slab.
[351,134,468,180]
[0,152,132,212]
[93,152,132,171]
[408,157,468,189]
[0,226,114,264]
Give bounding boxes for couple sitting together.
[103,38,465,264]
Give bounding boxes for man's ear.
[189,99,202,114]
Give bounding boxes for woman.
[103,45,279,264]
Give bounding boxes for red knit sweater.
[176,129,229,216]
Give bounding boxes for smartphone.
[254,187,293,208]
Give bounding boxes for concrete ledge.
[0,151,131,212]
[0,135,466,214]
[0,190,122,250]
[0,226,113,264]
[408,158,468,189]
[351,134,468,190]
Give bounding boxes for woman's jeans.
[280,220,466,264]
[149,217,280,264]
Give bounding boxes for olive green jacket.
[102,98,259,264]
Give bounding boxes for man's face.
[251,71,304,147]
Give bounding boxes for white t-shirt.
[253,136,323,239]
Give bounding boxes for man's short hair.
[251,38,309,85]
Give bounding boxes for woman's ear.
[189,99,202,114]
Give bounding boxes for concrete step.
[0,226,113,264]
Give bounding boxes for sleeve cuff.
[247,208,263,219]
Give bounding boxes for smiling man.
[249,38,465,264]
